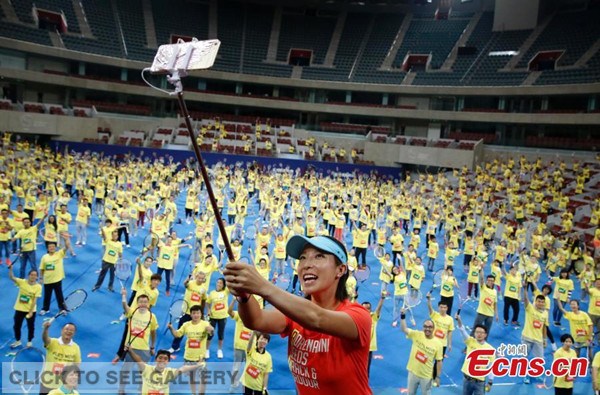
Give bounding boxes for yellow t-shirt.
[130,285,159,309]
[140,364,178,395]
[183,281,208,314]
[232,312,252,351]
[522,304,549,343]
[14,225,38,251]
[563,311,593,343]
[461,337,495,381]
[379,258,393,284]
[131,265,153,293]
[394,272,409,296]
[102,240,122,264]
[405,329,443,379]
[430,311,454,346]
[589,288,600,316]
[477,286,497,317]
[242,347,273,392]
[13,278,42,313]
[157,245,177,270]
[467,262,481,284]
[439,274,455,298]
[41,339,82,389]
[409,265,425,290]
[56,212,72,233]
[553,347,577,388]
[593,351,600,388]
[125,309,158,350]
[504,273,522,299]
[552,278,574,303]
[41,249,66,284]
[176,320,211,362]
[207,290,229,319]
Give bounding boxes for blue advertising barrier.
[53,141,404,179]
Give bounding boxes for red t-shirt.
[281,300,372,395]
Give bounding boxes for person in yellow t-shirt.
[502,264,522,326]
[74,197,91,246]
[400,311,444,391]
[455,313,495,393]
[9,265,41,348]
[556,299,593,357]
[242,332,273,395]
[589,278,600,345]
[362,295,385,376]
[392,265,409,327]
[127,348,202,395]
[592,349,600,394]
[551,269,574,326]
[426,292,454,382]
[552,334,578,393]
[118,292,159,393]
[229,300,255,389]
[12,216,45,278]
[92,230,122,292]
[40,321,81,393]
[167,304,214,395]
[39,242,68,315]
[206,278,229,359]
[471,272,499,335]
[169,271,208,353]
[521,286,549,384]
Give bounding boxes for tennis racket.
[123,306,153,358]
[273,271,291,291]
[142,231,159,255]
[245,225,257,241]
[11,346,45,393]
[354,265,371,283]
[430,269,444,293]
[116,259,132,289]
[164,299,188,334]
[403,289,422,326]
[542,372,555,389]
[374,246,385,259]
[232,223,244,241]
[48,289,87,323]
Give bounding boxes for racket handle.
[456,308,461,315]
[236,292,250,303]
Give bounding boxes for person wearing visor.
[224,235,372,395]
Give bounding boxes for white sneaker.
[551,343,557,351]
[26,342,32,348]
[82,242,86,246]
[119,314,126,321]
[39,310,48,316]
[167,348,175,353]
[205,350,210,359]
[392,321,398,327]
[217,349,223,359]
[10,340,21,349]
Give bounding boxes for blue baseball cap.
[286,235,348,264]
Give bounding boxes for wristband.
[400,313,406,320]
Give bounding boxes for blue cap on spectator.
[286,235,348,264]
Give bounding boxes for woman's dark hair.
[47,215,57,230]
[560,334,574,343]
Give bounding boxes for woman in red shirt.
[224,235,372,395]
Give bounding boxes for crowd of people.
[2,133,600,395]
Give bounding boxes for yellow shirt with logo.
[369,313,380,351]
[589,288,600,316]
[504,273,522,299]
[477,286,497,317]
[13,278,42,313]
[439,275,456,298]
[394,272,409,296]
[131,265,153,293]
[14,225,38,251]
[552,278,574,303]
[430,311,454,347]
[242,347,273,392]
[41,339,81,389]
[232,312,252,351]
[522,304,549,343]
[102,240,122,264]
[125,309,158,350]
[409,265,425,290]
[563,311,593,343]
[553,347,577,388]
[207,290,229,319]
[41,249,66,284]
[140,364,178,395]
[157,245,177,270]
[461,337,495,381]
[184,281,208,314]
[176,320,211,361]
[405,329,443,379]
